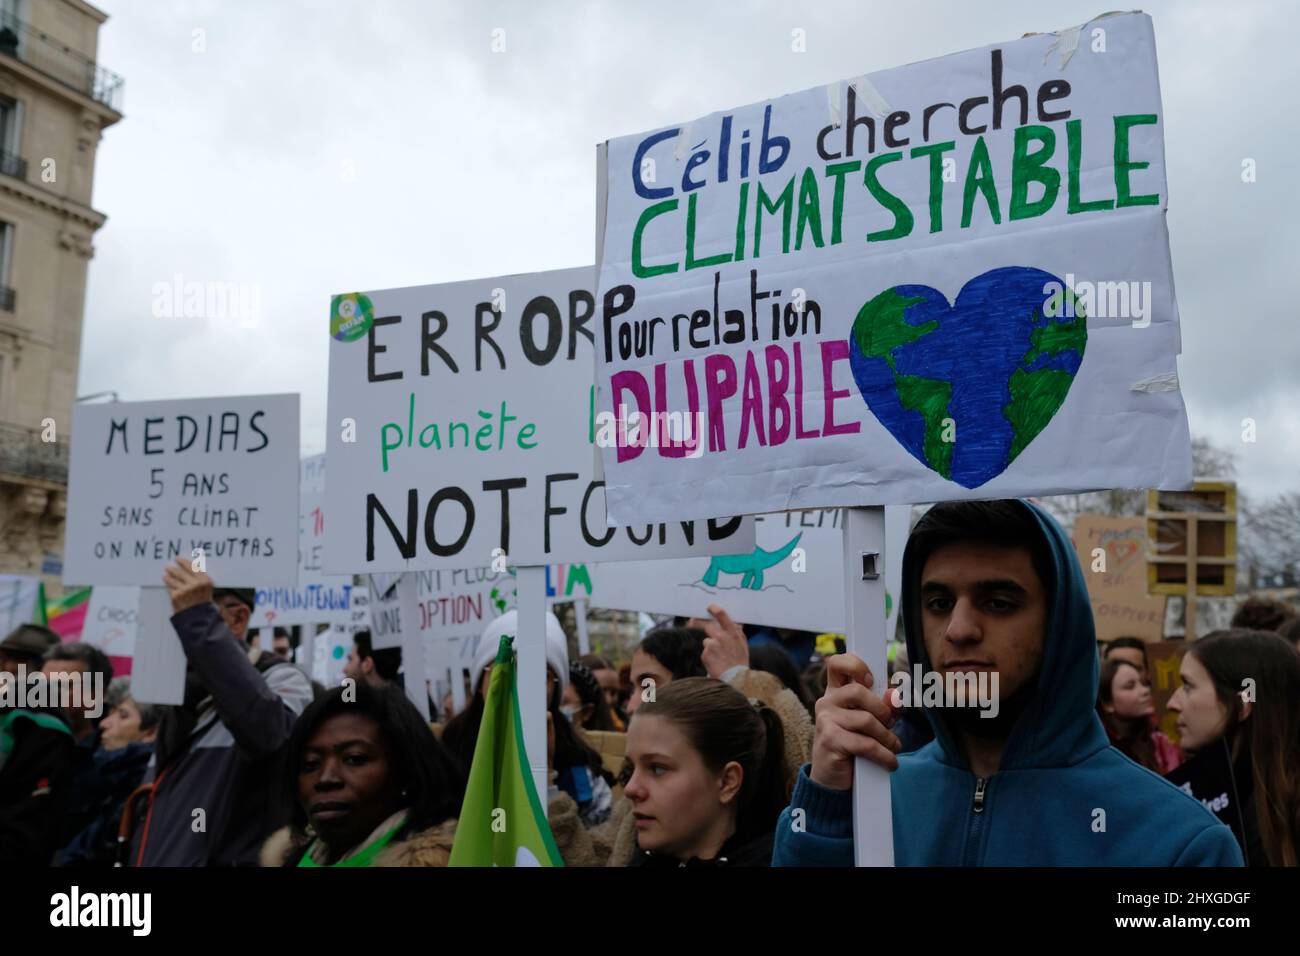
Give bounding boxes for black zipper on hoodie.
[963,776,989,866]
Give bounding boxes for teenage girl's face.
[1166,652,1230,752]
[1106,663,1154,720]
[623,714,737,860]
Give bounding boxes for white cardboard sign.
[80,586,141,659]
[324,267,753,572]
[592,506,910,635]
[64,394,300,586]
[593,12,1191,523]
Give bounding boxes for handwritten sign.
[593,12,1190,523]
[64,395,299,586]
[591,506,910,635]
[324,267,753,571]
[80,586,141,660]
[0,575,43,636]
[1074,513,1166,642]
[251,454,357,627]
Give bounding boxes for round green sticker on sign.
[331,293,374,342]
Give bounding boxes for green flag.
[449,635,563,867]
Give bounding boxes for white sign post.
[842,507,892,866]
[574,598,591,656]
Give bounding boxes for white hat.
[470,609,570,698]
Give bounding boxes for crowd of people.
[1,498,1298,867]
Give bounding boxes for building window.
[0,95,23,180]
[0,221,13,311]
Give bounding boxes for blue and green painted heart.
[847,266,1086,489]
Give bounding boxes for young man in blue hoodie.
[773,499,1243,866]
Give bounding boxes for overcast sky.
[78,0,1299,503]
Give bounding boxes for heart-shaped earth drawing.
[847,266,1087,488]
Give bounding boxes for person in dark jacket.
[623,678,786,868]
[1166,629,1300,866]
[129,559,314,866]
[60,678,158,866]
[0,625,76,864]
[0,702,76,865]
[774,499,1242,866]
[41,642,114,857]
[1097,657,1182,775]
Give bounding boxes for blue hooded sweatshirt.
[773,500,1242,866]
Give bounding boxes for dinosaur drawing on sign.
[700,534,802,591]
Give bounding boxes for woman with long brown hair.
[1167,628,1300,866]
[620,677,788,867]
[1096,657,1182,774]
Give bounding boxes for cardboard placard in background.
[1074,514,1166,642]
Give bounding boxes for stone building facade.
[0,0,121,595]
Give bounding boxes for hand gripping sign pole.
[841,507,894,866]
[515,566,550,804]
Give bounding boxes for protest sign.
[1074,514,1166,642]
[368,573,428,717]
[324,267,753,573]
[0,574,44,636]
[80,585,141,663]
[316,586,370,687]
[1146,637,1186,745]
[64,395,300,587]
[591,507,910,635]
[417,562,594,662]
[251,454,357,627]
[593,12,1190,524]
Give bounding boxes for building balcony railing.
[0,422,68,483]
[0,286,13,312]
[0,10,123,112]
[0,147,25,181]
